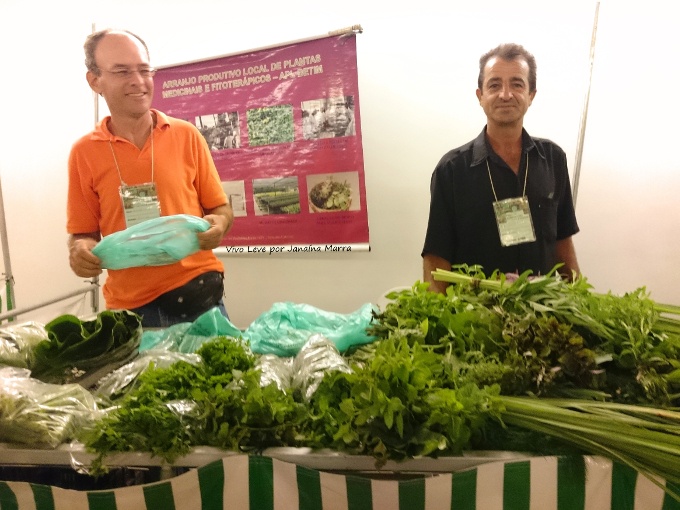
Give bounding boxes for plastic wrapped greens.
[29,310,142,385]
[255,334,352,400]
[94,350,203,402]
[256,354,295,391]
[0,366,99,447]
[0,321,48,368]
[292,334,352,400]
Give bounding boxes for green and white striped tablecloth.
[1,455,678,510]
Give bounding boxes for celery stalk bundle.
[498,396,680,502]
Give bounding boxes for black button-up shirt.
[422,127,579,276]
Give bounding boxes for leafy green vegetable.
[83,336,306,471]
[499,396,680,502]
[372,265,680,406]
[83,359,206,468]
[30,310,142,384]
[307,336,503,465]
[200,369,307,452]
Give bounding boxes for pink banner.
[152,33,369,253]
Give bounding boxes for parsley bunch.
[84,336,307,470]
[307,336,503,465]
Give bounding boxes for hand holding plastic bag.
[92,214,210,270]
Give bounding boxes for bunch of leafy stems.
[432,265,680,501]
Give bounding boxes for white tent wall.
[572,3,680,302]
[0,0,676,329]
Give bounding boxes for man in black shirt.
[422,43,580,292]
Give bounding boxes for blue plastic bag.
[243,302,377,356]
[92,215,210,270]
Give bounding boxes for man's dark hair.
[84,29,150,74]
[478,43,537,92]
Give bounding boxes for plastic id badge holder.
[492,196,536,247]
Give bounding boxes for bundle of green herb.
[306,336,503,465]
[372,265,680,406]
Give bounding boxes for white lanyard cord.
[109,125,154,187]
[486,155,529,202]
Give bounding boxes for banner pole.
[0,175,16,320]
[572,3,599,206]
[90,22,101,314]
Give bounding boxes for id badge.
[492,196,536,247]
[120,183,161,228]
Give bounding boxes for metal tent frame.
[0,176,99,322]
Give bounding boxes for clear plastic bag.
[92,214,210,270]
[0,366,100,447]
[256,354,295,391]
[291,334,352,400]
[244,302,377,356]
[29,310,142,385]
[255,334,351,400]
[0,321,48,368]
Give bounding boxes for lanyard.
[109,118,161,228]
[109,127,154,187]
[486,154,528,201]
[487,154,536,247]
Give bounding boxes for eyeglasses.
[99,67,156,79]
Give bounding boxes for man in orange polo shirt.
[67,29,234,327]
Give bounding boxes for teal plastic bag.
[92,215,210,270]
[244,302,377,356]
[140,307,243,353]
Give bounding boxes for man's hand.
[68,233,102,278]
[555,236,581,281]
[197,203,234,250]
[422,253,452,293]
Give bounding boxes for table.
[1,446,676,510]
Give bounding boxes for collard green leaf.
[30,310,142,384]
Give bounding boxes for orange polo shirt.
[67,109,227,310]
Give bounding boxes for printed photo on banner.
[221,180,247,217]
[247,105,295,146]
[307,171,360,213]
[301,96,355,140]
[253,176,301,216]
[195,112,240,150]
